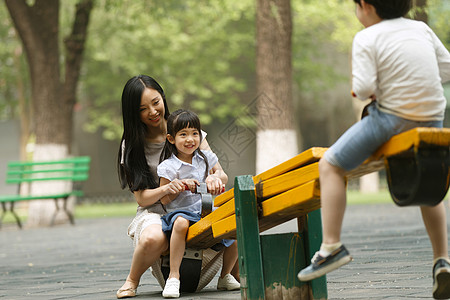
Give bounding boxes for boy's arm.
[432,30,450,83]
[352,32,377,100]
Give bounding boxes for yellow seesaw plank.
[256,162,319,199]
[214,147,326,207]
[372,127,450,159]
[186,198,235,247]
[212,180,320,240]
[347,127,450,179]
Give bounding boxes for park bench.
[0,156,91,229]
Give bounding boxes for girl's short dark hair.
[160,109,210,180]
[353,0,412,19]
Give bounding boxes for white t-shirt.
[352,18,450,121]
[157,150,218,214]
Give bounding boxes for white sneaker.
[162,278,180,298]
[217,274,240,291]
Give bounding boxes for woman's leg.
[167,217,190,280]
[421,202,448,259]
[119,224,168,291]
[220,241,239,278]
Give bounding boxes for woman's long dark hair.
[118,75,170,192]
[159,109,209,180]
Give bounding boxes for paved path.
[1,202,448,299]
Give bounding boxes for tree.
[4,0,94,226]
[255,0,297,174]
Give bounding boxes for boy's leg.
[421,202,450,299]
[319,159,347,245]
[421,202,448,259]
[297,158,353,281]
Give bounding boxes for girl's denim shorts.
[323,104,443,171]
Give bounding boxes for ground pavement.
[1,202,448,300]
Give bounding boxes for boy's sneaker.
[162,278,180,298]
[432,258,450,299]
[298,245,352,281]
[217,274,240,291]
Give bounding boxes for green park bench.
[0,156,91,229]
[182,127,450,299]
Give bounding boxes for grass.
[2,189,396,225]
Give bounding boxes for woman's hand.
[205,174,225,195]
[183,179,200,193]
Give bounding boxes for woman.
[116,75,239,298]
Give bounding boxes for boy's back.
[352,17,450,121]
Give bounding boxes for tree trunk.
[255,0,298,174]
[5,0,93,226]
[413,0,428,23]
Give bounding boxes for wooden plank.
[212,214,236,239]
[254,147,326,182]
[214,147,325,207]
[186,198,235,246]
[346,127,450,179]
[256,162,319,199]
[260,180,320,225]
[212,180,321,240]
[371,127,450,160]
[213,189,234,207]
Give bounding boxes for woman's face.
[139,88,165,129]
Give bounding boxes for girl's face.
[169,127,201,162]
[139,88,165,129]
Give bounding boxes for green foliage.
[0,5,30,121]
[82,0,255,140]
[0,0,448,141]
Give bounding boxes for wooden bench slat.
[256,162,319,199]
[186,198,235,247]
[371,127,450,160]
[211,180,320,241]
[213,147,325,207]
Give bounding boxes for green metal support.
[234,175,265,300]
[304,209,328,299]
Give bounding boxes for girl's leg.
[319,158,347,245]
[167,217,190,280]
[119,224,168,291]
[220,241,239,278]
[421,202,448,259]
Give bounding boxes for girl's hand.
[165,179,185,195]
[183,179,200,193]
[206,174,225,195]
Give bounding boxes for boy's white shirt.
[352,17,450,121]
[157,150,218,214]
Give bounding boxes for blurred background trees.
[0,0,448,225]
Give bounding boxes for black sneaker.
[297,245,352,281]
[433,258,450,299]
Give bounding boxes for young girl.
[157,109,240,298]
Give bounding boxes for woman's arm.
[206,162,228,195]
[134,179,185,207]
[200,138,228,194]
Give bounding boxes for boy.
[297,0,450,299]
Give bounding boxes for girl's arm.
[134,179,185,207]
[159,177,185,205]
